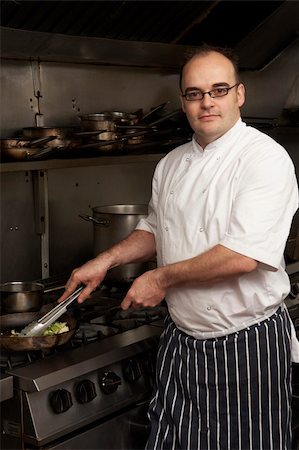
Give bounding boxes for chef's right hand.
[58,256,109,303]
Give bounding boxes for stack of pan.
[0,104,188,161]
[77,111,156,152]
[77,104,187,153]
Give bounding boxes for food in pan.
[9,321,69,337]
[42,321,69,335]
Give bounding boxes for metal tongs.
[19,286,84,337]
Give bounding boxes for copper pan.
[79,114,116,132]
[79,138,125,153]
[22,127,80,149]
[79,111,139,132]
[0,310,78,351]
[0,137,57,161]
[104,111,139,125]
[78,130,151,152]
[74,130,119,141]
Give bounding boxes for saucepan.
[79,113,117,132]
[79,111,140,132]
[0,309,78,351]
[104,111,140,125]
[0,281,44,313]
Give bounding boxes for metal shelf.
[0,153,165,173]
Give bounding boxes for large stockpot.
[80,204,149,282]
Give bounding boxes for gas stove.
[2,278,299,449]
[0,283,167,450]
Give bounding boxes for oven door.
[38,401,150,450]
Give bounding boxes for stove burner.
[105,305,167,323]
[73,323,102,343]
[0,280,167,374]
[0,351,28,370]
[0,348,51,370]
[72,323,119,343]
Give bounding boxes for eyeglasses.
[182,83,239,101]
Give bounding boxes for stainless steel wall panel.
[0,171,41,282]
[241,39,299,118]
[0,59,180,137]
[47,162,157,277]
[39,62,180,128]
[0,60,39,136]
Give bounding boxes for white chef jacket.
[136,119,299,360]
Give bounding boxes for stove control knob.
[75,379,97,404]
[49,388,73,414]
[123,359,141,383]
[99,371,121,394]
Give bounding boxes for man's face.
[180,52,245,148]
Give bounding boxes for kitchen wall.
[1,58,180,282]
[1,37,298,136]
[1,38,298,282]
[241,38,299,119]
[1,59,180,136]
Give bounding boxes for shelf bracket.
[33,170,50,278]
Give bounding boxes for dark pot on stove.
[79,204,150,283]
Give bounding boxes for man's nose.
[200,92,214,107]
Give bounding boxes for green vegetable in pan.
[10,321,69,337]
[42,321,69,335]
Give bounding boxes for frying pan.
[0,137,57,161]
[0,309,78,351]
[22,127,80,149]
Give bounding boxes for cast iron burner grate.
[0,341,77,371]
[72,322,119,344]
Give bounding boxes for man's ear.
[237,83,245,108]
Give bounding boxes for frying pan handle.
[27,136,57,147]
[78,136,126,150]
[73,130,108,136]
[148,109,182,126]
[78,214,110,226]
[27,146,56,160]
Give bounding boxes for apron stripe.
[146,307,293,450]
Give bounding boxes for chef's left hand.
[121,269,166,310]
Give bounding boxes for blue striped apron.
[146,307,293,450]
